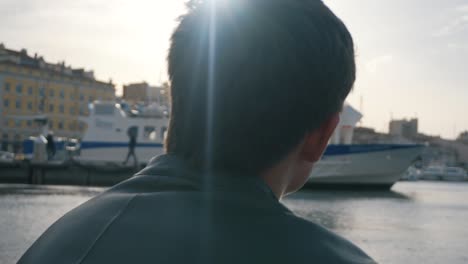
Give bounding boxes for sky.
[1,0,467,139]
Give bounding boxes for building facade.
[457,131,468,144]
[0,44,115,152]
[123,82,169,108]
[389,118,418,139]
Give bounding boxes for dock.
[0,160,140,187]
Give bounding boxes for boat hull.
[77,142,424,189]
[307,144,424,188]
[76,142,164,165]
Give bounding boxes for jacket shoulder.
[18,192,136,264]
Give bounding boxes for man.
[123,126,138,166]
[45,132,55,160]
[19,0,375,263]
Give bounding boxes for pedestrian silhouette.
[46,132,56,160]
[123,126,138,166]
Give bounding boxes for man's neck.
[260,157,297,200]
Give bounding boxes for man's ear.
[300,113,340,162]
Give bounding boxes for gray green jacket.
[19,154,375,264]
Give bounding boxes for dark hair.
[166,0,355,174]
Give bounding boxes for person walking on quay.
[45,132,56,160]
[123,126,138,166]
[19,0,375,263]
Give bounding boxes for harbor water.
[1,181,468,264]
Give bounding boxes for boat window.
[94,104,115,115]
[144,126,157,141]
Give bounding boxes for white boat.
[0,151,16,167]
[307,104,424,188]
[420,166,467,181]
[442,167,467,181]
[75,102,168,164]
[419,166,443,181]
[401,166,421,181]
[0,151,15,162]
[308,144,423,188]
[72,102,422,188]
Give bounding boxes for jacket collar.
[132,154,290,212]
[135,154,278,200]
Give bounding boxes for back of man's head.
[166,0,355,174]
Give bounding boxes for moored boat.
[419,166,467,182]
[75,102,168,164]
[306,104,424,189]
[441,167,468,181]
[308,144,424,188]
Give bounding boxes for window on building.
[70,107,75,115]
[58,122,64,130]
[79,106,89,116]
[59,104,64,113]
[49,89,54,97]
[28,87,33,95]
[27,120,32,127]
[16,84,23,95]
[27,102,33,111]
[15,120,21,127]
[39,87,45,97]
[5,82,11,92]
[15,100,21,109]
[49,104,54,112]
[1,133,8,151]
[49,121,54,129]
[3,99,9,107]
[80,94,84,101]
[60,90,65,99]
